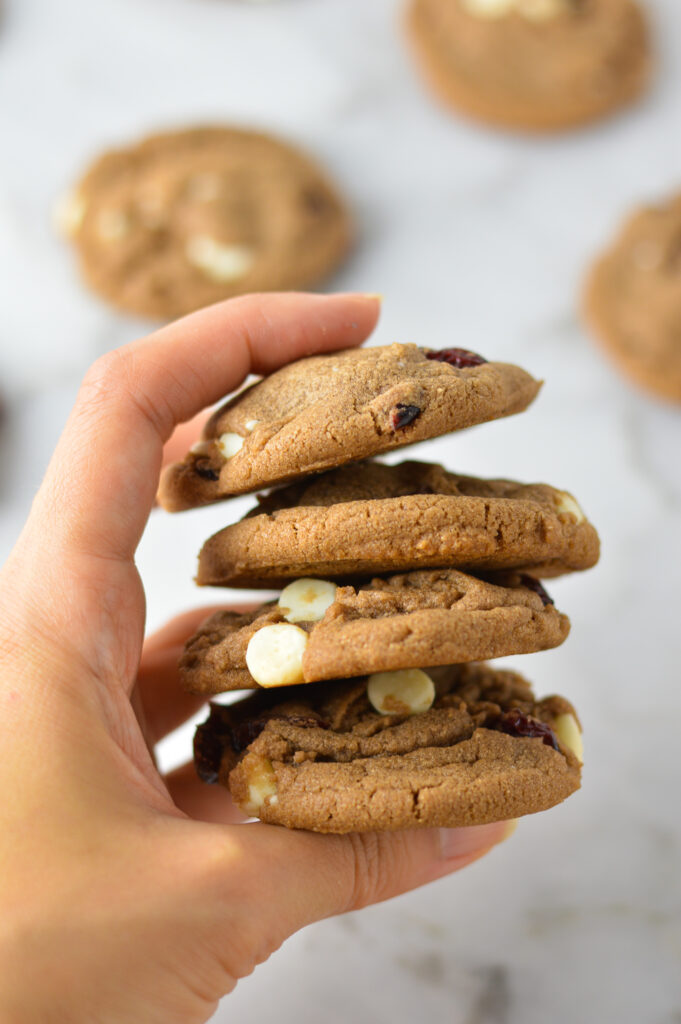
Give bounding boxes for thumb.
[191,819,515,981]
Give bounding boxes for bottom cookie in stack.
[193,663,582,833]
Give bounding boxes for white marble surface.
[1,0,681,1021]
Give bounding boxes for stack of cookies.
[160,343,599,833]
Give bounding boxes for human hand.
[0,293,513,1024]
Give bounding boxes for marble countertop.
[1,0,680,1020]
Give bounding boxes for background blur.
[1,1,680,1021]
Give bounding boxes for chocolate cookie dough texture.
[405,0,651,134]
[55,127,351,320]
[193,664,583,832]
[158,344,541,510]
[173,343,596,831]
[196,460,600,587]
[583,193,681,404]
[180,569,570,693]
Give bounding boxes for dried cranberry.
[194,460,219,481]
[391,404,421,430]
[519,575,554,606]
[194,720,227,783]
[426,348,487,368]
[490,709,560,751]
[231,719,269,754]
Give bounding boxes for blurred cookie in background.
[583,193,681,405]
[404,0,651,133]
[54,127,352,320]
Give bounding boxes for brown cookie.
[158,345,541,509]
[584,193,681,404]
[193,662,582,832]
[405,0,650,134]
[55,126,351,320]
[179,569,569,693]
[196,459,599,588]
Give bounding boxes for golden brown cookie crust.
[196,460,600,587]
[180,569,569,693]
[406,0,650,134]
[194,663,582,832]
[61,126,351,320]
[158,345,541,508]
[584,193,681,404]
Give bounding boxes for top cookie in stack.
[160,343,599,833]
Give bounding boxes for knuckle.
[344,831,406,911]
[81,348,130,396]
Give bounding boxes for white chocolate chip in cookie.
[246,624,308,687]
[553,713,583,762]
[244,755,278,815]
[97,208,131,242]
[461,0,514,19]
[515,0,570,20]
[245,419,260,432]
[185,235,256,283]
[554,490,585,523]
[53,191,87,237]
[216,432,244,459]
[278,579,337,623]
[367,669,436,716]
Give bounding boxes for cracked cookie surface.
[194,662,582,832]
[197,459,600,587]
[584,192,681,404]
[59,126,351,320]
[159,344,541,509]
[180,568,570,693]
[406,0,650,133]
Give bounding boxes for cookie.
[158,345,541,509]
[193,662,582,832]
[196,459,600,588]
[405,0,650,134]
[583,193,681,404]
[55,126,351,320]
[179,569,569,693]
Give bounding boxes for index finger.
[31,292,380,563]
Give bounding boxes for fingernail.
[364,293,383,302]
[439,820,517,861]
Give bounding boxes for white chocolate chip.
[555,490,585,523]
[553,713,583,762]
[245,624,308,687]
[461,0,514,18]
[245,419,260,432]
[244,756,278,815]
[278,579,337,624]
[97,208,131,242]
[516,0,569,21]
[367,669,436,716]
[216,432,244,459]
[52,191,87,237]
[185,235,256,282]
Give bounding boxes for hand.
[0,293,513,1024]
